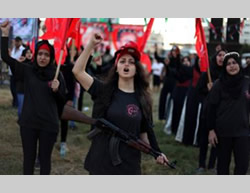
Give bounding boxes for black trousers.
[10,75,17,107]
[198,117,217,169]
[20,127,57,175]
[78,86,85,111]
[60,120,68,142]
[217,136,249,175]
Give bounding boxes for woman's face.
[25,50,33,60]
[164,58,170,65]
[216,51,226,66]
[183,58,191,66]
[37,49,50,67]
[116,54,136,79]
[171,50,177,58]
[226,58,240,76]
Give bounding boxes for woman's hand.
[209,129,218,147]
[156,153,169,166]
[0,20,11,37]
[207,82,213,91]
[89,33,103,48]
[50,79,60,92]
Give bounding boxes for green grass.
[0,84,240,175]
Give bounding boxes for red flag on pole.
[139,18,154,52]
[195,18,209,72]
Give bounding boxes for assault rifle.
[88,118,177,169]
[61,105,176,169]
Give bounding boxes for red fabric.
[38,43,50,52]
[195,18,209,72]
[66,18,82,50]
[39,18,58,40]
[115,41,141,65]
[192,68,201,87]
[30,37,35,55]
[140,52,152,73]
[40,18,78,65]
[139,18,154,52]
[177,80,191,87]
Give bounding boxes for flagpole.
[207,66,212,84]
[54,49,64,80]
[70,39,76,63]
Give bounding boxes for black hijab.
[33,40,56,81]
[210,49,227,81]
[220,52,244,99]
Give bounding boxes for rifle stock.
[61,104,97,125]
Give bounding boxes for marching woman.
[1,21,66,175]
[182,55,202,146]
[16,47,33,117]
[196,49,227,173]
[207,52,250,175]
[73,33,169,175]
[171,56,193,135]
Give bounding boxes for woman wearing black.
[171,56,193,135]
[1,21,66,175]
[156,46,180,121]
[208,52,250,175]
[59,46,77,157]
[196,49,227,173]
[16,47,33,117]
[73,33,168,175]
[182,55,201,146]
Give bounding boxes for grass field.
[0,84,241,175]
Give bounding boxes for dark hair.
[181,56,191,63]
[211,49,227,66]
[15,36,22,42]
[102,59,153,121]
[21,47,32,57]
[65,46,79,64]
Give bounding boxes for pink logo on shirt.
[127,104,139,117]
[245,90,250,99]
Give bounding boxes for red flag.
[140,52,152,73]
[39,18,58,40]
[195,18,209,72]
[139,18,154,52]
[66,18,82,51]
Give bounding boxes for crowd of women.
[1,19,250,175]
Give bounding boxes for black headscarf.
[33,40,56,81]
[210,49,227,81]
[21,47,33,64]
[220,52,244,99]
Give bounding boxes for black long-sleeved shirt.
[1,37,66,133]
[207,78,250,137]
[60,64,75,101]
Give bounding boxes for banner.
[80,22,110,46]
[0,18,37,41]
[111,24,144,51]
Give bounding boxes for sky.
[119,18,198,48]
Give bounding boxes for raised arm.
[72,33,103,91]
[0,21,19,74]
